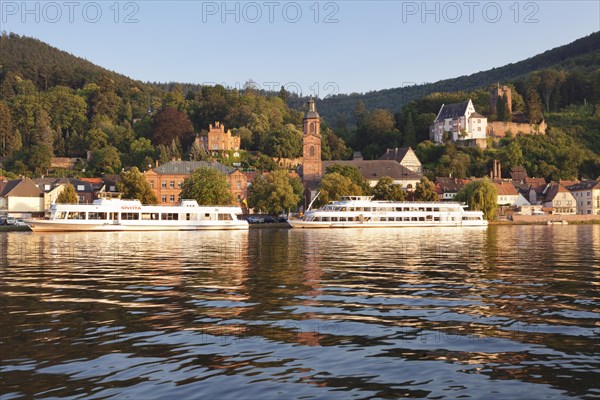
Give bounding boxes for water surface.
[1,225,599,399]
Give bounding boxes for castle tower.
[302,97,322,207]
[489,83,512,115]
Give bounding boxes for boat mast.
[306,190,321,212]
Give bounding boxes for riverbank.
[249,222,291,229]
[491,215,600,225]
[0,225,31,232]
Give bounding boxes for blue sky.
[2,1,599,95]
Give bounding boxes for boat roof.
[330,196,466,207]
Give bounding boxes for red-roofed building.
[543,182,576,214]
[493,181,530,206]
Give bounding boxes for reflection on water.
[1,226,599,399]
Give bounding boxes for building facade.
[0,178,45,217]
[200,122,241,153]
[144,160,246,206]
[379,147,423,173]
[543,183,576,214]
[430,99,487,144]
[567,181,600,215]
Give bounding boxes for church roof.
[380,147,410,162]
[322,160,422,182]
[304,97,320,120]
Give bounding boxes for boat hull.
[25,220,249,232]
[289,220,487,228]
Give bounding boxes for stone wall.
[512,214,600,223]
[487,120,547,137]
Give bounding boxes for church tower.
[302,97,322,206]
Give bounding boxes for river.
[1,225,598,399]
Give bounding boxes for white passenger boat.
[24,198,249,232]
[289,196,487,228]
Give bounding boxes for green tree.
[501,141,525,171]
[414,177,438,201]
[536,69,566,112]
[456,178,498,221]
[247,170,301,214]
[254,153,278,172]
[189,138,208,161]
[23,144,52,176]
[325,164,371,194]
[403,112,416,147]
[57,183,78,204]
[89,76,119,120]
[117,167,158,204]
[128,137,156,170]
[372,176,406,201]
[180,166,232,205]
[0,101,16,156]
[92,146,122,174]
[316,172,363,207]
[264,124,303,160]
[526,84,543,123]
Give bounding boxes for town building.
[430,99,487,145]
[567,180,600,215]
[322,157,422,189]
[379,147,423,173]
[493,181,530,206]
[434,177,470,201]
[542,182,576,214]
[0,178,44,217]
[33,178,95,204]
[199,122,241,154]
[144,160,247,206]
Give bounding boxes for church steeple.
[303,96,321,137]
[302,96,322,206]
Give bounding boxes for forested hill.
[1,33,147,91]
[305,31,600,124]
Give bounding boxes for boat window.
[322,217,330,222]
[395,207,402,212]
[122,213,140,220]
[356,207,363,212]
[426,208,432,212]
[380,217,387,222]
[67,212,86,219]
[434,208,440,212]
[418,207,425,212]
[88,212,107,220]
[331,217,338,222]
[347,217,353,221]
[341,207,347,211]
[396,217,402,221]
[141,213,158,220]
[218,214,233,221]
[426,215,433,221]
[54,211,66,219]
[161,213,179,220]
[403,217,410,221]
[434,217,440,221]
[411,217,417,221]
